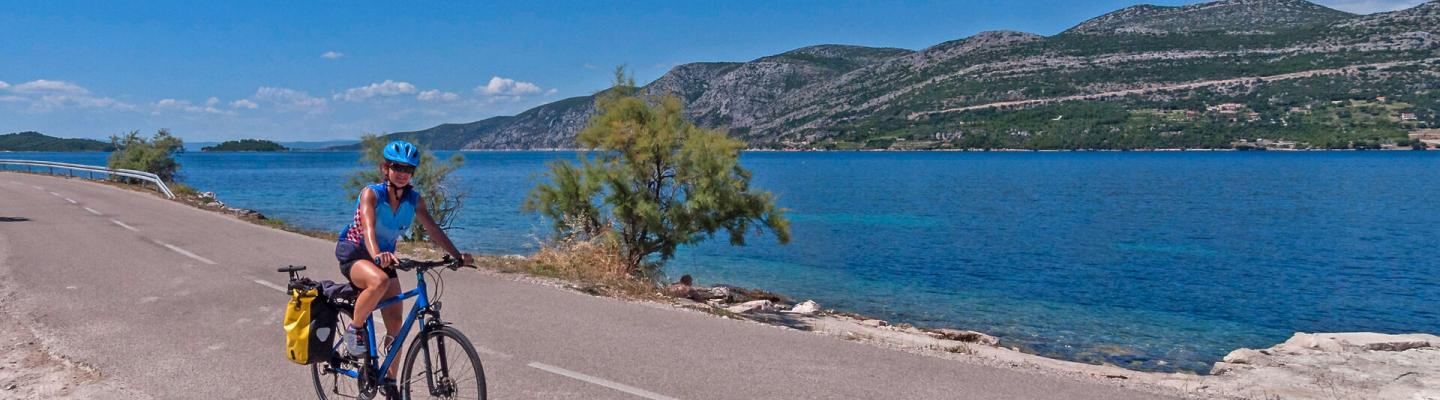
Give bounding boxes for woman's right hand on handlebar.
[375,252,399,269]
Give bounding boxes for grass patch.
[171,182,200,196]
[928,343,975,355]
[476,237,663,300]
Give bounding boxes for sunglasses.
[387,163,417,174]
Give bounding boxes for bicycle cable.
[427,268,445,303]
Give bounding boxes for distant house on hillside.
[1207,103,1245,114]
[1401,113,1418,121]
[934,131,963,141]
[1376,96,1388,103]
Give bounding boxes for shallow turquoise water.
[7,150,1438,372]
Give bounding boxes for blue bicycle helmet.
[383,140,421,166]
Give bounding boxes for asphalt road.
[0,172,1181,399]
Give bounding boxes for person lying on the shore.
[665,274,695,299]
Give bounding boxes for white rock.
[784,300,820,315]
[707,286,732,301]
[725,300,774,314]
[1222,348,1262,364]
[1207,332,1440,399]
[1280,332,1440,354]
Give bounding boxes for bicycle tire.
[311,309,367,399]
[399,326,487,400]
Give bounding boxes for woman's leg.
[349,260,389,331]
[380,277,403,376]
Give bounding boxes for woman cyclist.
[335,140,474,375]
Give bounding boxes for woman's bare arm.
[415,194,471,264]
[359,188,394,267]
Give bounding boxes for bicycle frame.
[328,268,434,383]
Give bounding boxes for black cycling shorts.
[336,241,398,280]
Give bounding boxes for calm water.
[6,150,1439,372]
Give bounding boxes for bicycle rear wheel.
[399,326,486,400]
[312,309,367,399]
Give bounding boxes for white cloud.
[417,89,460,102]
[545,88,558,96]
[230,99,259,109]
[153,98,234,115]
[2,80,134,112]
[321,51,345,59]
[254,86,327,113]
[0,81,9,90]
[475,76,541,97]
[30,94,134,112]
[583,63,598,70]
[12,79,88,94]
[335,80,418,102]
[1315,0,1427,14]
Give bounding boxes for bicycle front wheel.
[399,326,486,400]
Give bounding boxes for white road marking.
[8,180,20,185]
[84,207,102,215]
[527,362,680,400]
[32,185,43,190]
[48,191,61,196]
[248,277,287,293]
[472,345,515,360]
[65,198,77,204]
[153,240,218,265]
[111,219,140,232]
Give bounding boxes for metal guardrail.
[0,159,175,198]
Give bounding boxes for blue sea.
[6,150,1439,372]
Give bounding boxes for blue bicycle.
[281,256,486,400]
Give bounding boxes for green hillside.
[0,132,114,152]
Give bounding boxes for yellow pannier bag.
[284,285,336,365]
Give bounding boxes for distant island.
[201,139,288,152]
[346,0,1438,151]
[0,131,114,152]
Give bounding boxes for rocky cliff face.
[374,0,1438,150]
[1064,0,1352,35]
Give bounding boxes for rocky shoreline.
[655,283,1440,400]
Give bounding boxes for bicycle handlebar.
[392,256,467,272]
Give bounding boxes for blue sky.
[0,0,1426,142]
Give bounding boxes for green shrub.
[107,129,184,182]
[526,67,790,274]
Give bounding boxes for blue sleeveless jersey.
[339,183,419,253]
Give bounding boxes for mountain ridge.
[357,0,1438,151]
